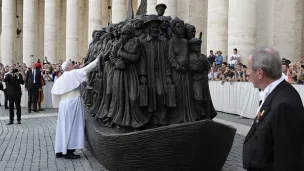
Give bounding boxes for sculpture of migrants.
[84,4,236,171]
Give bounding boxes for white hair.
[250,47,282,79]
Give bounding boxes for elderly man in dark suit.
[243,47,304,171]
[25,62,42,113]
[4,66,24,124]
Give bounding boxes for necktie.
[33,70,35,83]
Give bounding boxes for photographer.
[4,67,24,125]
[43,70,53,82]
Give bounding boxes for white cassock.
[51,59,98,154]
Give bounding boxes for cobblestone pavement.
[0,107,57,117]
[0,107,248,171]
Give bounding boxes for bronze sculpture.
[83,3,236,171]
[168,17,200,124]
[139,15,172,126]
[159,16,172,39]
[83,5,219,129]
[155,3,167,16]
[104,24,149,128]
[189,38,217,119]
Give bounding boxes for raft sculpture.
[83,2,236,170]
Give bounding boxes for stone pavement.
[0,107,251,171]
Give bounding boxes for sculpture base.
[85,113,236,171]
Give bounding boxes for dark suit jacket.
[3,73,24,96]
[25,69,42,90]
[243,80,304,171]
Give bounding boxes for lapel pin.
[261,110,265,117]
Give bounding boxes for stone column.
[207,0,228,58]
[273,0,303,62]
[44,0,57,63]
[228,0,257,64]
[111,0,127,23]
[1,0,16,65]
[23,0,36,66]
[88,0,102,45]
[137,0,141,7]
[79,0,85,60]
[66,0,79,62]
[147,0,157,15]
[102,0,109,27]
[157,0,176,17]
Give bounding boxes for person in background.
[243,47,304,171]
[208,65,218,80]
[281,62,289,81]
[234,63,243,81]
[214,68,225,81]
[4,66,24,124]
[215,51,223,69]
[35,63,45,111]
[223,66,234,79]
[297,63,304,84]
[208,50,216,65]
[221,62,228,73]
[54,71,62,82]
[43,70,53,82]
[25,62,42,113]
[288,62,298,83]
[230,48,240,67]
[241,65,249,82]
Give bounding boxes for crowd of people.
[0,58,84,123]
[206,48,304,84]
[0,58,85,84]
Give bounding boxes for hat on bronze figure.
[155,3,167,10]
[143,14,162,26]
[189,38,202,45]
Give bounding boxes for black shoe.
[17,121,21,124]
[38,108,44,111]
[33,109,38,113]
[64,150,80,159]
[7,121,13,125]
[5,107,9,110]
[56,153,64,158]
[28,109,31,113]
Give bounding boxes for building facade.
[0,0,304,66]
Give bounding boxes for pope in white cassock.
[51,57,99,159]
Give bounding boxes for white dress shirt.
[32,69,36,83]
[256,76,285,116]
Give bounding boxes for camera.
[301,64,304,68]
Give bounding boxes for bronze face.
[157,7,166,16]
[174,22,185,35]
[149,22,160,37]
